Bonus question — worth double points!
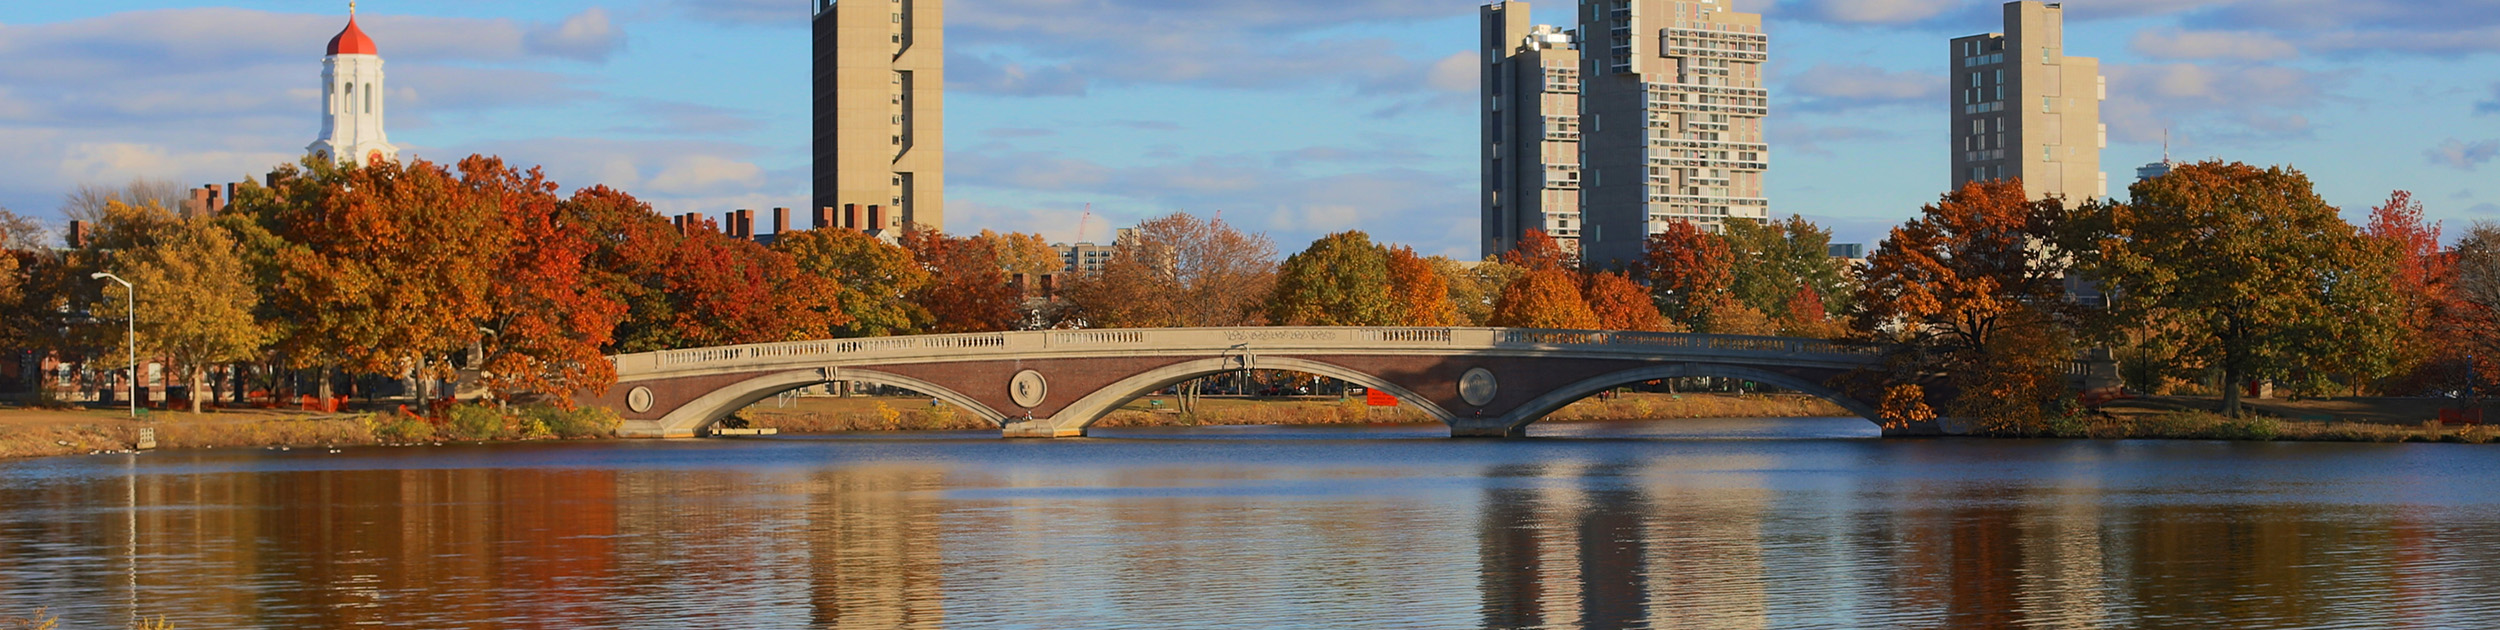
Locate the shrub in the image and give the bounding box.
[370,414,437,444]
[526,405,621,439]
[445,404,507,441]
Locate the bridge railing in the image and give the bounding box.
[623,327,1885,376]
[1494,330,1885,358]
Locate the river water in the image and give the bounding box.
[2,418,2497,629]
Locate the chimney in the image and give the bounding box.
[734,209,757,239]
[813,206,835,230]
[184,187,210,218]
[205,185,225,215]
[773,207,791,235]
[867,205,884,232]
[1040,274,1059,301]
[1010,273,1030,297]
[68,221,89,249]
[844,204,860,231]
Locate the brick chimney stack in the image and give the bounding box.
[772,208,791,235]
[68,221,89,249]
[813,206,835,230]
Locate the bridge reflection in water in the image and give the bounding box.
[6,436,2495,629]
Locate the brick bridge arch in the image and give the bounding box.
[578,328,1950,439]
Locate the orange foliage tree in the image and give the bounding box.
[1490,267,1599,329]
[1504,229,1573,271]
[255,157,505,401]
[1386,246,1459,326]
[1642,220,1734,330]
[1060,212,1278,328]
[559,186,684,354]
[462,157,625,400]
[1776,287,1849,340]
[1583,270,1675,332]
[2364,191,2468,393]
[1856,179,2078,432]
[656,222,850,348]
[903,230,1024,333]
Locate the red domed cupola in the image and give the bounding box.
[327,16,377,56]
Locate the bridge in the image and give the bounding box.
[578,327,1952,439]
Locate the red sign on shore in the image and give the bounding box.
[1365,389,1398,407]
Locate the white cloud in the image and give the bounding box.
[526,8,627,63]
[2131,28,2300,61]
[2427,139,2500,170]
[2101,62,2337,143]
[1788,64,1943,112]
[1424,52,1479,93]
[1809,0,1962,25]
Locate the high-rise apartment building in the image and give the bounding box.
[1481,2,1585,260]
[1950,1,2106,202]
[814,0,945,233]
[1579,0,1769,265]
[1484,1,1769,264]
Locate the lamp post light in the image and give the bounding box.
[91,272,136,419]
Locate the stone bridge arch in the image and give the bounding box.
[651,368,1008,437]
[1465,363,1888,438]
[1004,356,1458,438]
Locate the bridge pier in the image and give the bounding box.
[1002,419,1086,439]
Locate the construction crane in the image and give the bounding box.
[1074,204,1093,244]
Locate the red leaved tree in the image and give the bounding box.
[903,230,1024,333]
[1584,270,1675,332]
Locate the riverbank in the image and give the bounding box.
[2052,396,2500,444]
[740,392,1852,432]
[0,403,620,461]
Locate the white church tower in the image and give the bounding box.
[309,4,398,166]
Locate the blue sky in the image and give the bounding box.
[2,0,2496,256]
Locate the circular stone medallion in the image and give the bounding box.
[626,386,655,413]
[1009,370,1049,409]
[1459,368,1499,407]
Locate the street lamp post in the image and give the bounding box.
[92,272,136,419]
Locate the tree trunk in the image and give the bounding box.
[189,365,207,414]
[2221,365,2246,418]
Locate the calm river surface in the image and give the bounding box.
[3,418,2499,629]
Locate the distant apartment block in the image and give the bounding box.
[1484,1,1772,265]
[1053,229,1136,275]
[814,0,945,233]
[1950,1,2106,202]
[1481,2,1584,260]
[1580,0,1770,265]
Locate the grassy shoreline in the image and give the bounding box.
[6,393,2490,462]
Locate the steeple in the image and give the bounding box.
[309,3,398,166]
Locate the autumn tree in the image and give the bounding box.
[1060,213,1277,328]
[977,230,1062,278]
[904,230,1024,333]
[1266,231,1402,326]
[1489,267,1599,329]
[1725,216,1855,320]
[775,228,932,337]
[1386,246,1459,326]
[2457,223,2500,394]
[1776,287,1849,340]
[1857,179,2078,431]
[1583,270,1675,332]
[1439,256,1519,326]
[1503,229,1573,271]
[559,186,685,354]
[2081,162,2405,416]
[657,223,850,347]
[1642,220,1734,330]
[95,208,269,412]
[244,158,488,400]
[2363,191,2466,393]
[462,157,625,400]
